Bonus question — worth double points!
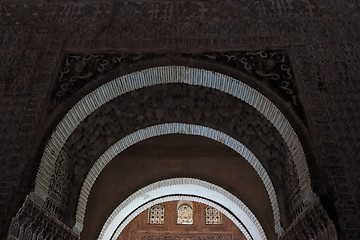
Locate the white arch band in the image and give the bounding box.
[74,123,282,236]
[98,178,267,240]
[34,66,312,225]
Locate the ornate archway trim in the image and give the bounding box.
[108,195,252,240]
[73,123,282,236]
[98,178,267,240]
[35,66,311,210]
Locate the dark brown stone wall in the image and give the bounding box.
[1,1,359,239]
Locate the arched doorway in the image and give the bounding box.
[117,200,247,240]
[74,124,281,238]
[9,66,330,240]
[99,179,266,240]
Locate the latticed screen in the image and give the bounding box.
[205,206,221,224]
[149,204,165,224]
[177,204,193,224]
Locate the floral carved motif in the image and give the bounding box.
[53,51,303,117]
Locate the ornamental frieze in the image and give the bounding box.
[139,232,232,240]
[52,50,303,116]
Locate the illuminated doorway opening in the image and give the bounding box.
[118,201,246,240]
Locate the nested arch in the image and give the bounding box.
[32,65,316,239]
[74,123,282,236]
[99,178,266,240]
[35,66,312,205]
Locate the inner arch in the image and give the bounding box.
[74,123,282,236]
[98,178,267,240]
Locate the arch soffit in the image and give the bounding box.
[98,178,267,240]
[75,123,281,235]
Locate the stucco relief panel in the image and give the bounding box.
[52,51,303,116]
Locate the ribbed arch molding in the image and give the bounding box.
[34,65,312,227]
[73,123,282,236]
[98,178,267,240]
[107,195,251,239]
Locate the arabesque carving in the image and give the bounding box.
[139,233,232,240]
[8,196,78,240]
[53,51,303,115]
[280,199,337,240]
[64,84,294,230]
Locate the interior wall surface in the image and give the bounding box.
[0,1,359,240]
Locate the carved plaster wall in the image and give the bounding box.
[1,1,359,239]
[35,67,307,232]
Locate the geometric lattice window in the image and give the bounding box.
[148,204,165,224]
[205,206,222,224]
[177,203,193,224]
